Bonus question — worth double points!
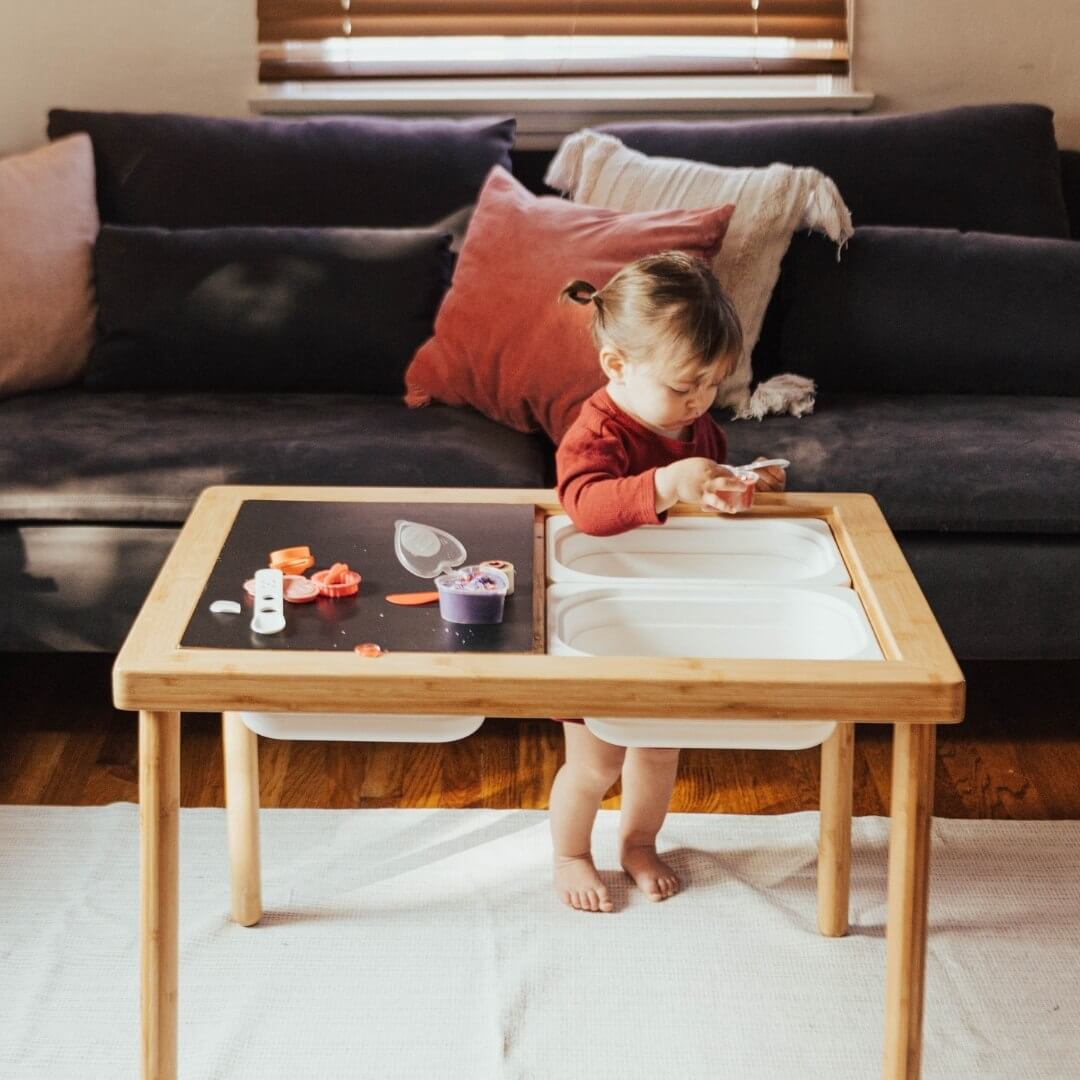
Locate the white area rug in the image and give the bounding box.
[1,806,1078,1079]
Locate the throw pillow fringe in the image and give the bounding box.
[737,373,817,421]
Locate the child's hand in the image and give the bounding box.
[654,457,727,513]
[751,457,787,492]
[702,474,755,515]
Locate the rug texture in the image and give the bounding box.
[1,806,1077,1079]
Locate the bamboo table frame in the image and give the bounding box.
[114,485,964,1080]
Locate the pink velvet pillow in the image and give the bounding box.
[404,166,733,442]
[0,135,99,399]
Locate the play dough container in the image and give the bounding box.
[708,470,757,513]
[435,565,509,624]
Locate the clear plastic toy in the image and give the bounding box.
[394,519,468,578]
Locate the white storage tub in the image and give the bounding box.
[237,712,484,742]
[546,514,851,588]
[547,583,883,749]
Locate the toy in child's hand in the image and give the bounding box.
[708,457,794,503]
[741,457,789,493]
[702,473,757,514]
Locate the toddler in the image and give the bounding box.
[550,251,786,913]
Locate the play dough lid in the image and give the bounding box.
[394,519,468,579]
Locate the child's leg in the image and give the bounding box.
[618,747,682,901]
[549,722,626,912]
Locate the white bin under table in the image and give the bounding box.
[545,515,883,749]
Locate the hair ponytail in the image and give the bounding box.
[559,252,742,374]
[560,279,599,306]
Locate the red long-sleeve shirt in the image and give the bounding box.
[556,388,728,537]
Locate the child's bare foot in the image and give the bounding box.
[554,854,614,912]
[620,844,680,901]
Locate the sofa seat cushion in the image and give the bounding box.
[721,394,1080,534]
[0,390,553,524]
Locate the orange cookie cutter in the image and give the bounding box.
[312,563,361,598]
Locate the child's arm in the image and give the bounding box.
[557,428,663,536]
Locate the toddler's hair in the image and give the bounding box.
[560,251,742,373]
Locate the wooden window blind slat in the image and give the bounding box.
[258,0,850,81]
[258,0,847,19]
[259,16,848,41]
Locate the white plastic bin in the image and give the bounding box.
[546,514,851,588]
[547,583,883,749]
[237,712,484,742]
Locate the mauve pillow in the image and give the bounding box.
[87,225,453,393]
[0,135,99,399]
[48,109,515,229]
[403,166,734,442]
[774,227,1080,396]
[602,104,1071,237]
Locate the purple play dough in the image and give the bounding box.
[436,567,508,624]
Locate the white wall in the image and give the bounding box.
[2,0,1079,157]
[854,0,1080,147]
[0,1,254,155]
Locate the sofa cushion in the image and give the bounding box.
[87,225,453,394]
[720,393,1080,534]
[47,109,515,229]
[771,228,1080,396]
[0,135,99,400]
[0,390,552,524]
[602,104,1071,237]
[543,128,852,418]
[404,166,733,443]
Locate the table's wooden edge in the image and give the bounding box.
[113,651,965,724]
[114,487,964,725]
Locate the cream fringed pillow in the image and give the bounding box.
[0,135,99,399]
[546,130,853,419]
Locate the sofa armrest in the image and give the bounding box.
[1061,149,1080,240]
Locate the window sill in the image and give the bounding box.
[250,76,874,149]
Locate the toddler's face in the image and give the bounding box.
[616,353,729,434]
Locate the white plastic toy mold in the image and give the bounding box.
[249,568,286,635]
[546,514,851,588]
[394,519,467,578]
[236,712,485,743]
[209,599,242,615]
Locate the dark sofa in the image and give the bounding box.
[2,104,1078,659]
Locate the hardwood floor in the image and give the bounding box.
[1,654,1078,817]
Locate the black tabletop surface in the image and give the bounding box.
[181,500,537,654]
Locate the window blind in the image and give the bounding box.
[258,1,850,81]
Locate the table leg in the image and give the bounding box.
[140,710,180,1080]
[817,722,855,937]
[883,722,936,1080]
[223,713,263,926]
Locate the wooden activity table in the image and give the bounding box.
[113,485,965,1080]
